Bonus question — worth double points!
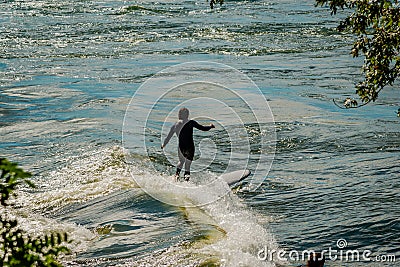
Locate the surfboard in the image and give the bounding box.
[220,169,251,186]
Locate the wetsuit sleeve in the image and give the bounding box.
[192,120,213,131]
[162,124,175,147]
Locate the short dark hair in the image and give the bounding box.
[178,107,189,120]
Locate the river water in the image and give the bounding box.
[1,1,399,266]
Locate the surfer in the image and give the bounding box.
[161,107,215,181]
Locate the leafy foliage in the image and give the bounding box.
[0,158,70,267]
[0,158,34,207]
[316,0,400,104]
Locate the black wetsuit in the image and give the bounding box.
[163,119,213,178]
[164,119,213,161]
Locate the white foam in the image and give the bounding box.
[15,145,280,265]
[126,159,281,266]
[14,146,134,256]
[200,194,280,267]
[20,146,136,212]
[1,207,96,258]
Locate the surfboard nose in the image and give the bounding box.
[220,169,251,186]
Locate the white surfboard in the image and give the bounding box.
[220,169,251,186]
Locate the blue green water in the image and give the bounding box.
[1,1,399,266]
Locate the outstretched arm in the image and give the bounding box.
[193,120,215,131]
[161,125,175,149]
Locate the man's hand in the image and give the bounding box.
[161,144,165,149]
[210,123,215,128]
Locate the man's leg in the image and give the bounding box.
[184,159,192,181]
[183,147,194,181]
[176,150,185,181]
[175,167,182,177]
